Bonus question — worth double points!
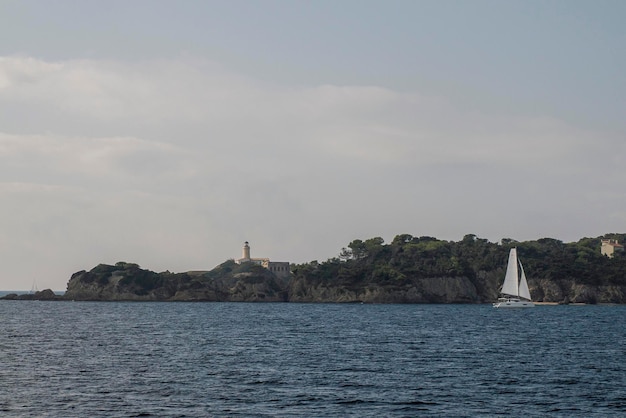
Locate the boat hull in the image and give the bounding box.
[493,298,535,308]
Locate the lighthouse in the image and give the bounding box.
[236,241,256,264]
[242,241,251,261]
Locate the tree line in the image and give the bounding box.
[291,233,626,288]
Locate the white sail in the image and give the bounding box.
[500,248,519,297]
[518,261,531,301]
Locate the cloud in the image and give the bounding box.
[0,132,194,191]
[0,55,623,290]
[0,55,604,170]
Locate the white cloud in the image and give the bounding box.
[0,55,623,290]
[0,132,194,190]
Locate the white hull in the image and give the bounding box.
[493,298,535,308]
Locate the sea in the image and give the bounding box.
[0,301,624,417]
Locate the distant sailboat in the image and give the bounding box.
[493,248,535,308]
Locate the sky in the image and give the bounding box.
[0,0,625,291]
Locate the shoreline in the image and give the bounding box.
[533,301,618,306]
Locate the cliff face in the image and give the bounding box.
[287,276,481,303]
[61,260,626,303]
[530,279,626,304]
[64,270,484,303]
[64,262,482,303]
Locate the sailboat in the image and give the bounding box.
[493,248,535,308]
[29,280,39,295]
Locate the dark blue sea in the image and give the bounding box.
[0,301,624,417]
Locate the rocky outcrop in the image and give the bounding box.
[1,289,61,301]
[529,279,626,304]
[4,257,622,304]
[287,276,481,303]
[58,262,626,304]
[63,261,289,302]
[63,263,487,303]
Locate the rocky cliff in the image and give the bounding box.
[7,233,626,304]
[59,260,626,304]
[1,289,61,301]
[531,279,626,304]
[287,276,481,303]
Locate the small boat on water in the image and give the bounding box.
[493,248,535,308]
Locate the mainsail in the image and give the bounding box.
[500,248,520,297]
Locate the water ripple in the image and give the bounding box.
[0,302,625,416]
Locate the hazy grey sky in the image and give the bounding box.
[1,0,625,290]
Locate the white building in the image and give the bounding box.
[601,239,624,258]
[236,241,290,279]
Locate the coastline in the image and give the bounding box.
[533,301,618,306]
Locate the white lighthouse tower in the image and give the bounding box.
[241,241,251,262]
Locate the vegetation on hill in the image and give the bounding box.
[289,233,626,303]
[293,233,626,286]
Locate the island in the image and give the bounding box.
[4,234,626,304]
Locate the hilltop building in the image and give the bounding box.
[236,241,290,279]
[601,239,624,258]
